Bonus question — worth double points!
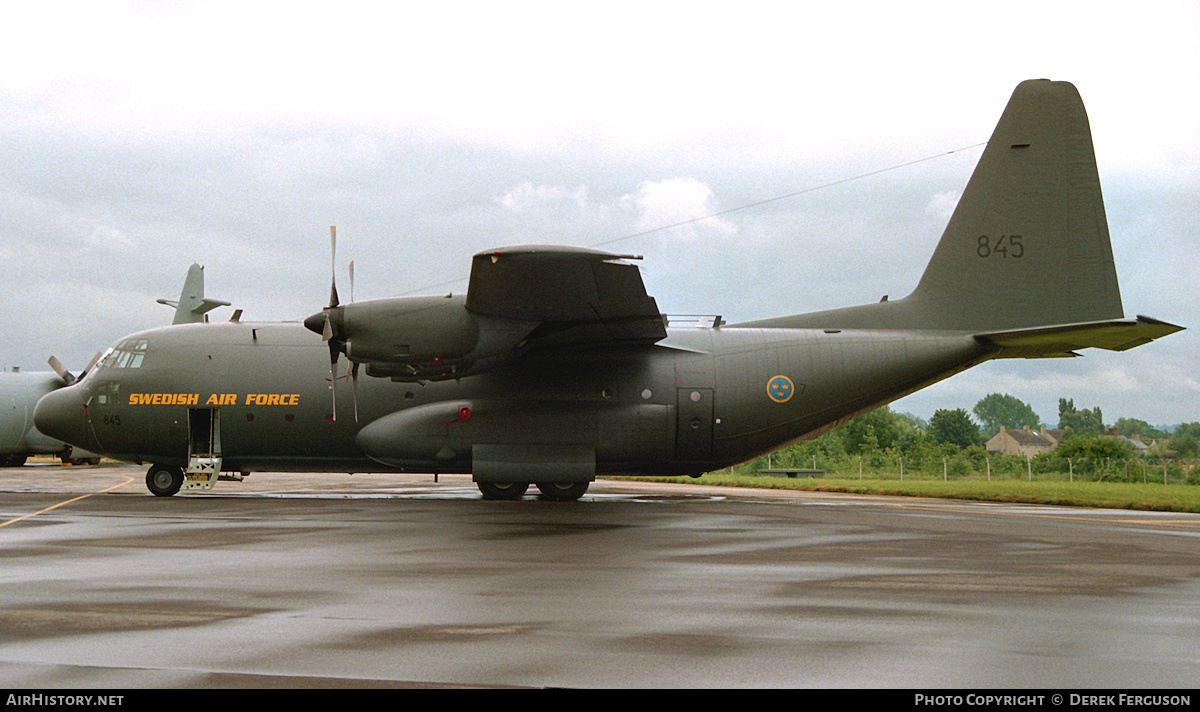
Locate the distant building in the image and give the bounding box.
[1105,428,1151,454]
[986,425,1064,457]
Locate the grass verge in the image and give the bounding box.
[628,474,1200,513]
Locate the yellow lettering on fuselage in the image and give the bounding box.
[129,393,200,405]
[128,393,297,406]
[246,394,301,406]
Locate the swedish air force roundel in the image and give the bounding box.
[767,375,794,403]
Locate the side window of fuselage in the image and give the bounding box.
[95,380,120,405]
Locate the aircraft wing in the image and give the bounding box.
[976,315,1184,359]
[465,246,667,347]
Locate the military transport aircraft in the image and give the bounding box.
[0,370,95,467]
[33,79,1182,500]
[1,264,228,467]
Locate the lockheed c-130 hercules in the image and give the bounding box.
[34,79,1182,501]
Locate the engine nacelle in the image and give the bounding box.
[342,295,478,363]
[308,295,537,382]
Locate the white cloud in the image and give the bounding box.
[925,191,960,221]
[497,183,591,215]
[623,178,738,243]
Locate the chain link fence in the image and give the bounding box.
[749,450,1198,485]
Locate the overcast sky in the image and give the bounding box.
[2,1,1197,428]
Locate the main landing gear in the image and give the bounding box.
[475,480,590,501]
[476,481,529,500]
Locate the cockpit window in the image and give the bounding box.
[95,380,120,404]
[98,339,148,370]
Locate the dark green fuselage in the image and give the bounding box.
[46,320,989,477]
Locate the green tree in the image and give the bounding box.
[1056,436,1133,478]
[1057,436,1133,461]
[839,406,906,454]
[1058,398,1105,437]
[928,408,982,448]
[1167,422,1200,458]
[1112,417,1163,441]
[973,393,1042,438]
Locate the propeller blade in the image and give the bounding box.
[47,355,76,386]
[328,342,338,422]
[329,226,340,308]
[352,361,361,422]
[321,225,348,421]
[80,351,102,379]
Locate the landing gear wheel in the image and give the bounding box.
[146,464,184,497]
[477,481,530,500]
[535,481,590,501]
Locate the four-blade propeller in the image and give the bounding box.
[302,226,359,422]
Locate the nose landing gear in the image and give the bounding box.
[146,464,184,497]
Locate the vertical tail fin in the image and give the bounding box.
[909,79,1123,331]
[736,79,1181,352]
[157,264,232,324]
[740,79,1132,336]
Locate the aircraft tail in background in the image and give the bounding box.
[157,263,231,324]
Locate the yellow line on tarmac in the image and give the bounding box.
[0,476,136,529]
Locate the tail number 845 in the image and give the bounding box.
[977,234,1024,258]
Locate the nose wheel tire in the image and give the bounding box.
[477,481,530,500]
[146,464,184,497]
[535,481,590,501]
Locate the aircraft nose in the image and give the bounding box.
[34,385,89,450]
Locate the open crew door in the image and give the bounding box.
[184,408,222,491]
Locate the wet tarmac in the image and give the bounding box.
[1,462,1198,688]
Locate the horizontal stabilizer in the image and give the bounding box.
[194,297,233,316]
[977,316,1183,359]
